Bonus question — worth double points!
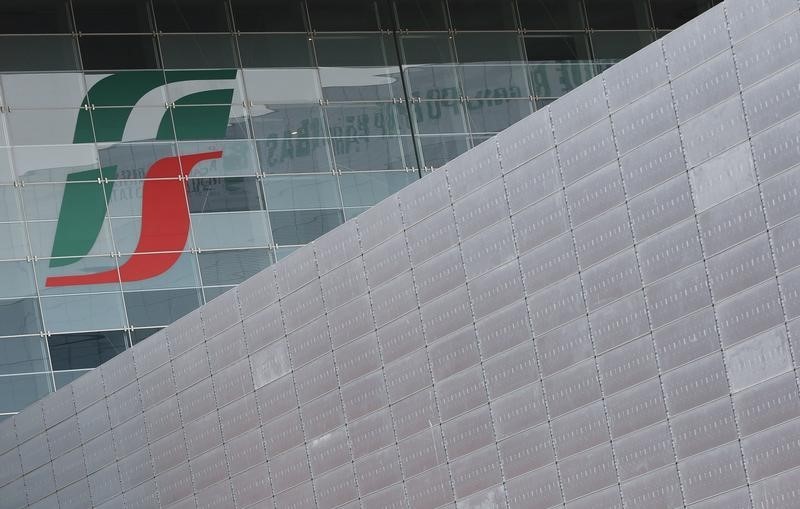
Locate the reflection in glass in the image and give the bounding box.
[307,0,391,31]
[204,286,234,302]
[0,336,48,375]
[242,69,323,105]
[0,185,23,222]
[652,0,715,29]
[160,34,239,69]
[74,0,152,33]
[392,0,448,30]
[326,102,412,137]
[417,135,471,168]
[179,140,260,178]
[187,177,265,213]
[54,370,90,389]
[591,31,654,60]
[0,261,37,299]
[455,32,524,63]
[270,209,344,246]
[124,289,202,328]
[404,65,462,101]
[332,135,417,171]
[264,174,342,210]
[0,0,71,34]
[585,0,652,29]
[1,73,87,109]
[339,171,418,207]
[319,66,404,102]
[6,109,84,146]
[251,104,327,140]
[198,249,272,286]
[0,36,79,71]
[115,251,202,292]
[466,98,534,134]
[99,141,178,180]
[0,298,42,336]
[231,0,307,32]
[48,330,127,370]
[517,0,586,30]
[529,62,599,98]
[256,138,334,174]
[0,373,52,413]
[79,35,160,70]
[41,292,127,333]
[0,223,29,261]
[190,211,272,250]
[154,0,230,32]
[411,101,469,135]
[131,327,161,345]
[448,0,517,30]
[399,33,455,64]
[525,34,591,61]
[459,63,531,100]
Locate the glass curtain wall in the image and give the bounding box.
[0,0,719,416]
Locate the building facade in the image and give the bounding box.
[0,0,720,417]
[3,0,800,507]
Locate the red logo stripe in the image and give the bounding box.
[45,151,222,287]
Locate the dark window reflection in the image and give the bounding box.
[54,370,90,389]
[0,36,79,71]
[79,35,160,70]
[270,209,344,245]
[231,0,307,32]
[153,0,230,32]
[591,31,654,60]
[160,34,238,69]
[307,0,392,31]
[315,34,398,67]
[0,0,71,34]
[585,0,652,30]
[392,0,448,30]
[0,298,42,336]
[447,0,517,30]
[525,33,591,61]
[124,289,202,327]
[652,0,715,29]
[187,177,265,213]
[73,0,152,33]
[455,33,523,63]
[238,34,314,68]
[400,34,455,64]
[131,328,162,345]
[48,330,127,370]
[517,0,585,30]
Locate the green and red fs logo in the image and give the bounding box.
[45,70,237,287]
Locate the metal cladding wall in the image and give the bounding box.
[3,0,800,507]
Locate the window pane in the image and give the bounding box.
[0,224,29,260]
[517,0,585,30]
[315,34,399,67]
[204,286,234,302]
[154,0,230,32]
[231,0,307,32]
[0,336,48,375]
[198,249,271,286]
[0,298,42,337]
[326,103,412,137]
[238,34,315,68]
[585,0,652,29]
[0,261,37,299]
[412,101,469,135]
[124,289,202,328]
[417,135,471,168]
[251,104,327,140]
[466,98,534,134]
[404,64,462,101]
[651,0,715,29]
[191,211,271,250]
[100,142,178,180]
[0,186,22,222]
[0,0,71,34]
[591,31,654,60]
[529,62,598,98]
[54,370,89,389]
[332,135,417,171]
[41,293,127,333]
[187,177,264,213]
[455,32,524,63]
[160,34,238,69]
[0,373,52,413]
[48,330,127,370]
[339,171,418,207]
[270,209,344,245]
[400,33,455,65]
[131,328,162,345]
[392,0,448,30]
[256,138,334,174]
[307,0,392,31]
[74,0,152,33]
[79,35,160,70]
[264,174,342,210]
[179,140,260,178]
[525,33,591,61]
[1,72,87,109]
[447,0,517,30]
[459,63,531,99]
[0,36,79,71]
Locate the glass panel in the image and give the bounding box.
[179,140,260,178]
[0,223,29,260]
[404,65,462,101]
[7,109,83,146]
[171,104,250,141]
[332,135,417,171]
[447,0,517,30]
[326,103,412,137]
[256,138,334,174]
[73,0,152,33]
[264,174,342,210]
[339,171,418,207]
[99,142,178,181]
[517,0,586,30]
[41,292,127,333]
[0,261,36,299]
[48,330,127,370]
[35,255,120,296]
[525,34,592,61]
[0,186,23,222]
[83,70,167,108]
[417,135,471,168]
[114,251,202,291]
[13,145,99,184]
[585,0,652,29]
[399,33,455,64]
[190,211,271,250]
[591,31,655,60]
[1,73,87,110]
[22,181,107,221]
[131,327,162,345]
[160,34,238,69]
[529,62,599,98]
[0,298,43,336]
[393,0,448,30]
[79,35,160,70]
[154,0,230,32]
[0,0,71,34]
[466,98,535,134]
[124,288,202,328]
[307,0,392,31]
[187,177,264,213]
[198,249,271,286]
[251,104,327,140]
[344,207,368,220]
[0,373,52,413]
[459,63,531,99]
[0,336,48,375]
[454,32,524,63]
[242,69,323,105]
[0,36,79,71]
[231,0,307,32]
[270,209,344,245]
[238,34,315,68]
[412,101,469,135]
[316,33,399,67]
[204,286,234,302]
[652,0,715,29]
[54,370,90,389]
[319,66,404,102]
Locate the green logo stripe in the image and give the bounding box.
[158,89,236,141]
[49,166,117,267]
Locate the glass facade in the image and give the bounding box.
[0,0,720,417]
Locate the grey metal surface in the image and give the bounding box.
[3,0,800,507]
